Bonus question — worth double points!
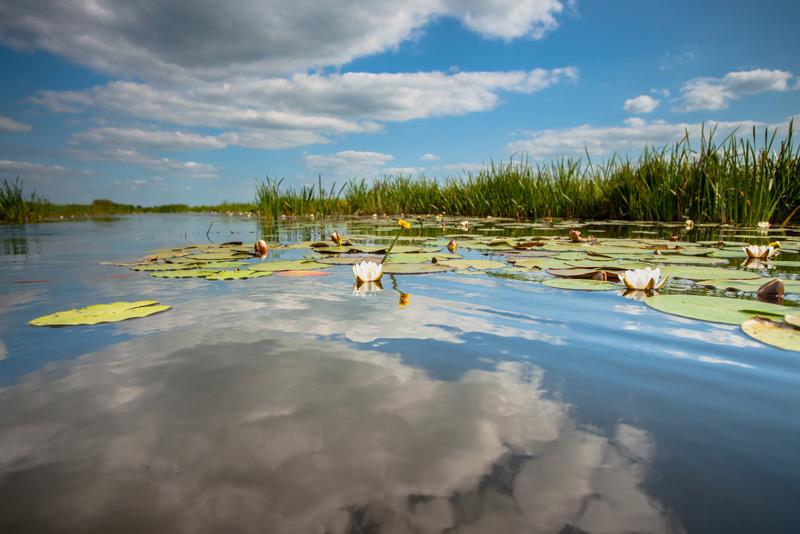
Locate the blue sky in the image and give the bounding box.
[0,0,798,205]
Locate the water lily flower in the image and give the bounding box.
[330,231,343,245]
[685,219,694,229]
[372,213,378,219]
[757,221,770,230]
[447,239,458,253]
[353,280,383,296]
[459,220,469,229]
[769,241,781,249]
[398,219,411,229]
[353,261,383,282]
[435,213,443,222]
[743,245,778,259]
[254,239,269,259]
[621,267,668,291]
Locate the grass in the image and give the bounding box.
[4,123,799,225]
[255,122,800,226]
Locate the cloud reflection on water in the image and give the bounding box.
[0,324,680,533]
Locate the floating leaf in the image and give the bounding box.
[696,278,800,293]
[645,294,792,325]
[381,263,456,274]
[149,269,220,278]
[249,260,331,272]
[647,255,728,265]
[513,258,571,270]
[437,259,506,270]
[766,260,800,268]
[316,255,383,265]
[205,270,274,280]
[192,261,249,269]
[277,270,332,277]
[186,252,252,260]
[388,252,462,264]
[741,317,800,352]
[30,301,170,326]
[132,263,200,271]
[786,315,800,328]
[541,279,618,291]
[546,267,602,278]
[658,265,763,281]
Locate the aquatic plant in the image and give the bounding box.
[255,123,800,225]
[0,178,46,223]
[621,267,669,291]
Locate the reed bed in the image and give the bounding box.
[256,123,800,225]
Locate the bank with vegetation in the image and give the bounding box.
[3,124,799,226]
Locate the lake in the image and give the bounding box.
[1,214,798,534]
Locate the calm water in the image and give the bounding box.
[0,215,798,534]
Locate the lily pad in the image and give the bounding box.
[513,258,571,270]
[381,263,456,275]
[437,259,507,270]
[741,317,800,352]
[316,255,383,265]
[149,269,221,278]
[186,252,253,260]
[659,265,764,281]
[647,255,728,265]
[388,252,462,264]
[132,263,200,271]
[541,278,618,291]
[696,278,800,293]
[249,260,331,272]
[786,315,800,327]
[645,294,792,325]
[205,270,274,280]
[30,301,170,326]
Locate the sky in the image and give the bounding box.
[0,0,798,205]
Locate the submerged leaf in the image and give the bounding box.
[30,301,170,326]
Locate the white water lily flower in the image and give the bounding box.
[743,245,777,259]
[353,261,383,282]
[621,267,668,291]
[757,221,770,230]
[685,219,694,229]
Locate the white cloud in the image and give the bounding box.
[35,68,575,153]
[0,159,65,176]
[302,150,394,177]
[0,115,32,132]
[677,68,795,112]
[507,115,796,159]
[0,1,568,81]
[659,47,697,72]
[421,153,440,161]
[623,95,659,114]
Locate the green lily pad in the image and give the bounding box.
[645,294,792,325]
[659,265,764,281]
[205,270,274,280]
[30,301,170,326]
[437,259,507,270]
[316,255,383,265]
[388,252,462,264]
[696,278,800,293]
[149,269,221,278]
[186,252,253,260]
[513,258,571,270]
[647,255,728,265]
[741,317,800,352]
[708,249,747,258]
[786,315,800,327]
[454,269,487,275]
[678,247,716,256]
[381,263,456,274]
[132,263,200,271]
[766,260,800,267]
[194,261,250,269]
[541,278,619,291]
[249,260,331,272]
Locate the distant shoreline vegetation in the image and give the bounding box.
[3,124,799,226]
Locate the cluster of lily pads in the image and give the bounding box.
[30,218,800,351]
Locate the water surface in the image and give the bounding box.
[1,215,798,533]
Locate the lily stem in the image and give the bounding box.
[380,231,403,264]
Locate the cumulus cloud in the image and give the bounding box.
[624,94,660,113]
[0,1,568,81]
[421,153,440,161]
[0,115,31,132]
[677,69,795,112]
[0,159,66,176]
[302,150,395,177]
[507,115,797,159]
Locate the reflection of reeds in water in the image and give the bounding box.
[256,123,800,225]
